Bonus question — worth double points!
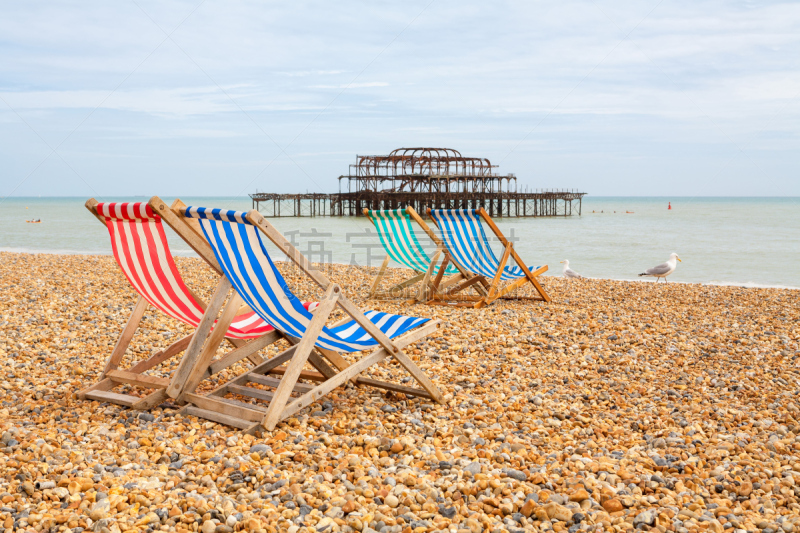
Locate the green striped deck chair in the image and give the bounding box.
[364,207,484,302]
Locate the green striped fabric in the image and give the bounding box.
[367,209,459,275]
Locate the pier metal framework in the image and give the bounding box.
[250,147,586,217]
[248,193,331,217]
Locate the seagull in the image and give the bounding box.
[639,253,681,283]
[560,260,584,279]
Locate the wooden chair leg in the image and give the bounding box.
[492,276,528,301]
[307,350,338,380]
[509,247,551,302]
[482,243,512,306]
[176,292,243,402]
[430,252,449,294]
[78,296,148,399]
[127,333,194,374]
[389,348,444,403]
[167,277,232,399]
[314,346,361,385]
[261,285,340,430]
[316,347,350,373]
[368,256,390,298]
[77,378,114,399]
[131,389,169,410]
[417,250,440,302]
[336,295,445,404]
[102,296,148,377]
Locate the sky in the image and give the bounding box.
[1,0,799,198]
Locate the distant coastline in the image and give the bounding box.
[1,250,798,290]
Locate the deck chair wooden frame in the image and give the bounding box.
[364,206,487,303]
[77,198,314,410]
[427,207,551,308]
[176,206,445,432]
[150,197,352,399]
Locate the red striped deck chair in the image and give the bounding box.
[78,198,317,410]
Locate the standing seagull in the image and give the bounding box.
[560,260,584,279]
[639,253,681,283]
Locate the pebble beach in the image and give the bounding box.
[1,251,800,533]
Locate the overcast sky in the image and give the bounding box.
[1,0,799,198]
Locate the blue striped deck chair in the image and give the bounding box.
[175,206,444,432]
[428,207,550,308]
[364,206,476,302]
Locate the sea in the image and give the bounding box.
[2,196,798,289]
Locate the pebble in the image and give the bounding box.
[464,461,481,476]
[0,252,799,533]
[385,494,399,508]
[544,502,573,522]
[502,467,527,481]
[634,509,657,527]
[249,443,269,456]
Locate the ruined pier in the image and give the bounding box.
[250,147,585,217]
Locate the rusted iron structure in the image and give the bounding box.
[250,147,586,217]
[249,193,331,217]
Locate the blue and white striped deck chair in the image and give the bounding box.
[178,206,444,431]
[428,207,550,308]
[364,206,467,301]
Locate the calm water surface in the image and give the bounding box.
[2,197,798,288]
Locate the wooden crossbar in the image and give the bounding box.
[185,393,266,423]
[106,370,169,389]
[227,384,275,402]
[246,374,315,393]
[268,367,327,382]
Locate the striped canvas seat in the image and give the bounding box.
[366,209,458,275]
[185,207,430,353]
[97,202,279,340]
[429,209,540,281]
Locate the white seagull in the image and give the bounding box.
[639,253,681,283]
[560,260,584,279]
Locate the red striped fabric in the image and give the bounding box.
[97,202,158,221]
[97,202,275,339]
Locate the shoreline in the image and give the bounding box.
[2,249,798,291]
[1,252,799,533]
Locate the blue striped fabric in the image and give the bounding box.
[429,209,539,281]
[185,206,430,353]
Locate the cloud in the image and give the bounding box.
[0,0,798,196]
[277,70,347,77]
[0,86,326,116]
[309,82,390,89]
